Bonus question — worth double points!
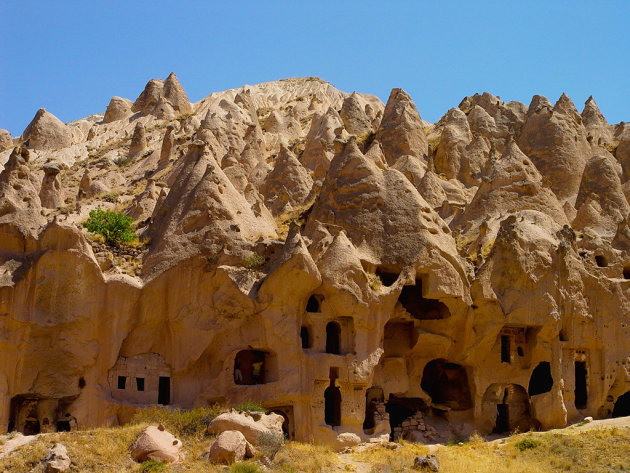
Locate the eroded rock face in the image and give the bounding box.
[130,425,182,463]
[21,108,73,150]
[1,76,630,449]
[103,96,133,123]
[132,72,192,119]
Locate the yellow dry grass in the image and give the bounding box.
[352,427,630,473]
[1,422,628,472]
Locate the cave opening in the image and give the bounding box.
[612,391,630,418]
[528,362,553,396]
[420,359,472,410]
[575,361,588,409]
[398,278,450,320]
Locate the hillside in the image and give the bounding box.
[0,74,629,449]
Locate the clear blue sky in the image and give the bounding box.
[1,1,629,136]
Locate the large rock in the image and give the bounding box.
[21,108,73,150]
[207,411,284,446]
[376,88,428,164]
[0,129,12,150]
[43,443,71,473]
[103,96,133,123]
[39,163,64,209]
[207,430,256,465]
[130,425,182,463]
[132,72,192,119]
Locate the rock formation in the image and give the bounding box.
[0,75,629,450]
[21,108,73,150]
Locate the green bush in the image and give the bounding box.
[243,253,265,269]
[140,460,165,473]
[515,437,541,452]
[234,400,267,413]
[82,207,135,246]
[131,405,224,439]
[229,461,261,473]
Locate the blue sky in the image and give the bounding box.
[1,1,629,136]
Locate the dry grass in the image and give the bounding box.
[352,428,630,473]
[273,442,339,473]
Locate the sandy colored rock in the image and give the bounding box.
[207,411,284,446]
[1,76,630,452]
[39,163,63,209]
[21,108,73,150]
[103,96,133,123]
[129,122,147,157]
[43,443,71,473]
[376,88,428,164]
[130,425,182,463]
[132,72,192,120]
[207,430,256,464]
[0,129,12,151]
[518,93,591,204]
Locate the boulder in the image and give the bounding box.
[207,430,256,465]
[414,454,440,471]
[130,425,182,463]
[43,443,71,473]
[335,432,361,451]
[207,410,284,446]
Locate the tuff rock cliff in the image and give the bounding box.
[1,76,629,444]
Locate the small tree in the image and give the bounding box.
[82,207,135,246]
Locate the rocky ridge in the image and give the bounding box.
[0,75,629,446]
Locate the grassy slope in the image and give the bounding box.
[0,415,628,472]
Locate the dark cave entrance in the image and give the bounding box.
[398,279,450,320]
[528,362,553,396]
[575,361,588,409]
[420,359,472,410]
[158,376,171,405]
[363,387,384,433]
[324,385,341,427]
[385,395,427,433]
[612,391,630,418]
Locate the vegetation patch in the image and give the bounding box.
[83,207,136,246]
[130,405,223,439]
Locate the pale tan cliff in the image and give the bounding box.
[0,75,629,445]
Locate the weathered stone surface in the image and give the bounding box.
[207,411,284,446]
[414,454,440,471]
[207,430,256,464]
[103,96,133,123]
[21,108,73,150]
[1,76,630,452]
[130,425,182,463]
[43,443,71,473]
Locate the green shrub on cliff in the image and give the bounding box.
[82,207,135,246]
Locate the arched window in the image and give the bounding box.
[306,295,322,313]
[326,322,341,354]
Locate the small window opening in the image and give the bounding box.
[136,377,145,392]
[501,335,511,363]
[375,267,399,287]
[326,321,341,354]
[559,329,568,342]
[234,349,270,385]
[117,376,126,390]
[595,255,608,267]
[78,377,86,389]
[300,326,312,349]
[306,295,322,313]
[517,346,524,357]
[623,266,630,280]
